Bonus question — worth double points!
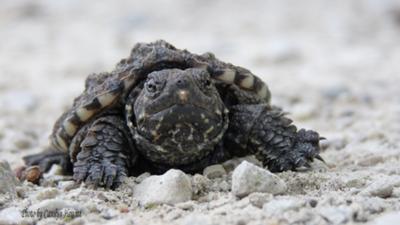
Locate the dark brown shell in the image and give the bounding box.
[51,40,271,153]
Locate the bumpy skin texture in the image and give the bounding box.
[23,40,323,189]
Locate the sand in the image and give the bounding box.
[0,0,400,224]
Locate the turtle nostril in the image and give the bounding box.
[176,78,188,88]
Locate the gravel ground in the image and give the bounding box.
[1,0,400,224]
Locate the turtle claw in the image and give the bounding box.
[73,159,127,189]
[315,154,326,163]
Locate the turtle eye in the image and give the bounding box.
[204,78,212,87]
[200,77,212,89]
[145,80,158,93]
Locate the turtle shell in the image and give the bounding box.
[51,40,271,154]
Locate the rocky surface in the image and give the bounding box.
[1,0,400,224]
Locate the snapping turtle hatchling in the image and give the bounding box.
[23,40,324,189]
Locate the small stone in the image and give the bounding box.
[360,179,393,198]
[248,193,272,208]
[0,160,20,198]
[24,165,42,184]
[308,199,318,208]
[203,164,226,179]
[35,187,59,200]
[133,169,192,206]
[231,161,287,198]
[263,198,305,215]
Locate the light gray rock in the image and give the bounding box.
[231,161,287,197]
[133,169,192,206]
[0,160,20,198]
[203,164,226,179]
[360,179,393,198]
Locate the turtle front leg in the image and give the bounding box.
[224,104,323,172]
[73,116,137,189]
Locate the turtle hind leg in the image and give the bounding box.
[23,148,73,174]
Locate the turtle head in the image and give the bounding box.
[129,68,229,165]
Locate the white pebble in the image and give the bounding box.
[232,161,287,197]
[133,169,192,207]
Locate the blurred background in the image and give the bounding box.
[0,0,400,166]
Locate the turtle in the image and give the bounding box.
[23,40,324,189]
